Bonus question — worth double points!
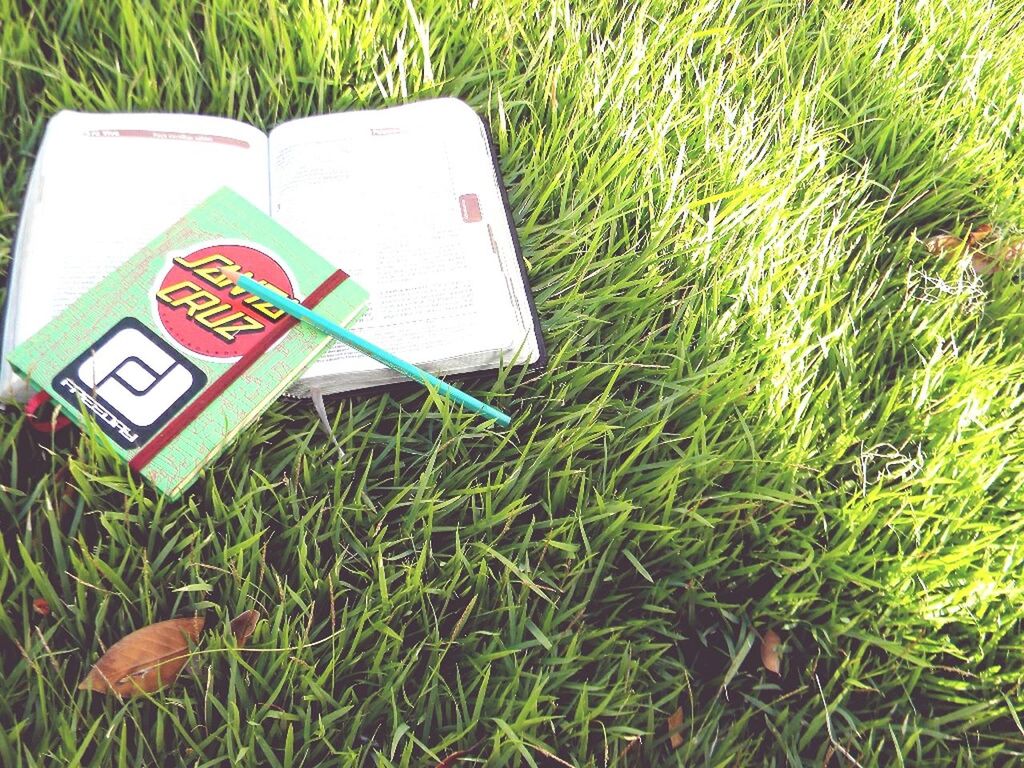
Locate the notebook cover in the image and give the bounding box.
[6,187,368,499]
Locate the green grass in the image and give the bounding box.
[3,0,1024,765]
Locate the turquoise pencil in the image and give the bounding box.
[224,271,512,428]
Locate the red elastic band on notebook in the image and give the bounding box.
[25,390,72,433]
[129,269,348,473]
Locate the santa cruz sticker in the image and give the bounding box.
[53,318,207,449]
[154,243,297,359]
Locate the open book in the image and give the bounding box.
[0,98,544,403]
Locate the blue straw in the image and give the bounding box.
[233,273,512,428]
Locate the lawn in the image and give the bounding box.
[3,0,1024,765]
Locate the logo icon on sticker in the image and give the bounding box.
[53,318,207,449]
[154,243,296,359]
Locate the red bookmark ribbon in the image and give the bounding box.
[25,390,72,433]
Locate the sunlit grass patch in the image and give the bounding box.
[3,0,1024,765]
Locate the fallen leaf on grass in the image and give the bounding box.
[433,738,485,768]
[924,225,1023,275]
[434,749,473,768]
[527,744,575,767]
[32,598,50,616]
[924,234,964,255]
[78,616,204,697]
[986,238,1024,275]
[999,239,1024,260]
[761,629,782,675]
[666,707,684,750]
[972,250,1000,276]
[925,232,993,274]
[619,735,643,766]
[229,610,260,647]
[966,224,994,246]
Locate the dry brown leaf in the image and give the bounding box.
[969,225,998,273]
[999,239,1024,262]
[32,598,51,616]
[966,224,994,246]
[433,738,485,768]
[979,238,1024,275]
[78,616,204,697]
[434,749,473,768]
[924,226,1017,275]
[618,735,643,766]
[925,232,991,272]
[972,251,998,275]
[666,707,684,750]
[761,629,782,675]
[527,744,575,767]
[924,234,963,255]
[229,610,260,647]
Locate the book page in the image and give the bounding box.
[7,112,269,377]
[268,99,526,391]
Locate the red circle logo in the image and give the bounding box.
[155,243,295,359]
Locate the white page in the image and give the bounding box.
[1,111,269,401]
[0,136,49,403]
[268,99,526,394]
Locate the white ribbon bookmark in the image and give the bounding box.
[310,387,345,461]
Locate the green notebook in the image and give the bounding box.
[7,187,368,499]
